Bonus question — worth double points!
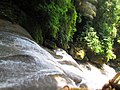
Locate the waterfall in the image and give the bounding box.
[0,31,77,90]
[0,31,116,90]
[0,19,116,90]
[53,48,116,90]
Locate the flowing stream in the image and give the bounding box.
[0,31,77,90]
[54,49,116,89]
[0,31,116,90]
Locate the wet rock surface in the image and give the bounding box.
[0,31,78,90]
[0,19,78,90]
[0,19,117,90]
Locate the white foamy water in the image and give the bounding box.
[0,31,116,90]
[54,48,116,90]
[0,32,75,90]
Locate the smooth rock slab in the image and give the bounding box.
[0,19,77,90]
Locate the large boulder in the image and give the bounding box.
[75,0,97,19]
[0,19,32,39]
[0,19,79,90]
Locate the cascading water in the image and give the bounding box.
[54,49,116,90]
[0,31,117,90]
[0,31,78,90]
[0,19,117,90]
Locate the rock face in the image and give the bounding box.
[0,19,32,39]
[0,19,116,90]
[0,19,78,90]
[75,0,97,19]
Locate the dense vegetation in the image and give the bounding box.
[77,0,120,62]
[0,0,120,63]
[35,0,77,49]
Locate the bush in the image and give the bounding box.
[78,0,120,62]
[36,0,77,49]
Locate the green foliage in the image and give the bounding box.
[94,0,119,61]
[37,0,77,49]
[115,1,120,44]
[2,0,120,62]
[117,21,120,43]
[78,0,120,62]
[80,25,103,54]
